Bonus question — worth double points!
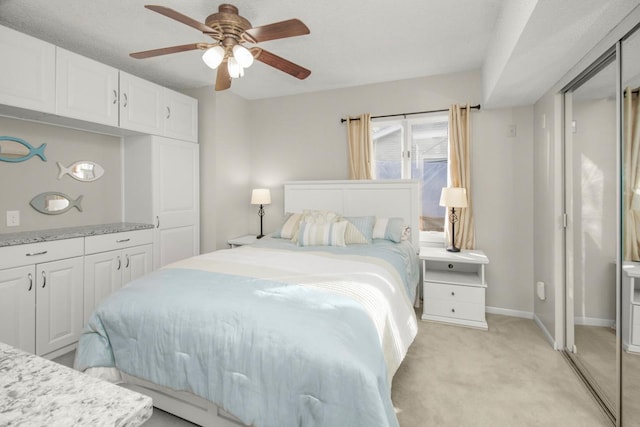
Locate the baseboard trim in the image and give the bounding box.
[485,306,533,319]
[574,316,615,328]
[533,313,559,350]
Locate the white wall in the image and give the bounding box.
[190,70,534,314]
[0,116,122,234]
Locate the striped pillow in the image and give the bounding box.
[298,220,348,247]
[372,217,405,243]
[344,216,375,244]
[272,212,302,239]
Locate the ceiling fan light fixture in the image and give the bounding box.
[228,56,243,78]
[202,45,225,69]
[232,44,254,68]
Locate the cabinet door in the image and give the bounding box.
[0,266,36,353]
[154,138,200,269]
[55,48,119,126]
[119,72,163,135]
[35,257,83,356]
[163,89,198,142]
[0,25,55,113]
[122,244,153,285]
[83,250,122,324]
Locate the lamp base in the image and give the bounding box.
[257,234,264,239]
[446,245,460,253]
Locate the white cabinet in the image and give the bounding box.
[84,229,153,323]
[0,25,55,113]
[0,266,36,353]
[0,238,84,357]
[124,136,200,269]
[623,263,640,353]
[120,72,198,142]
[56,48,119,126]
[420,247,489,330]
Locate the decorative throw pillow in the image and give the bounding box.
[272,212,302,239]
[372,217,405,243]
[344,216,375,244]
[298,220,348,247]
[300,209,341,224]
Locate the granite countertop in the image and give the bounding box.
[0,341,152,426]
[0,222,154,248]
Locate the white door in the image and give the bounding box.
[83,250,122,324]
[119,72,164,135]
[55,48,119,126]
[35,257,83,356]
[154,137,200,268]
[122,244,153,285]
[0,266,36,353]
[163,89,198,142]
[0,25,55,113]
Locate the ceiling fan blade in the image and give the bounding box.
[244,19,310,43]
[130,43,202,59]
[250,48,311,80]
[215,64,232,91]
[145,5,220,35]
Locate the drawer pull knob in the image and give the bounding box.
[451,308,455,313]
[451,291,455,296]
[116,238,131,243]
[26,250,48,257]
[448,264,454,269]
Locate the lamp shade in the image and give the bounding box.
[439,187,468,208]
[251,188,271,205]
[202,45,225,69]
[232,44,254,68]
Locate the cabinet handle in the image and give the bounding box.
[117,256,121,271]
[28,273,33,291]
[123,93,128,107]
[112,90,118,105]
[125,254,130,268]
[26,250,48,257]
[448,264,454,269]
[451,308,455,313]
[451,291,455,296]
[116,238,131,243]
[41,271,46,288]
[166,106,171,119]
[156,216,160,228]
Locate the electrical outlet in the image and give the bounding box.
[6,210,20,227]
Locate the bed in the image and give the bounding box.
[74,180,420,427]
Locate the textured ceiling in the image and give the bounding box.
[0,0,638,106]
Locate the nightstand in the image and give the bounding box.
[227,235,258,248]
[419,247,489,330]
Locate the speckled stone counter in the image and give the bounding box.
[0,222,154,248]
[0,341,153,426]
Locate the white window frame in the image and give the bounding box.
[372,114,449,247]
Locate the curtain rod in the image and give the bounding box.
[340,104,481,123]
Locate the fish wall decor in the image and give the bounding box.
[30,192,83,215]
[57,161,105,182]
[0,136,46,162]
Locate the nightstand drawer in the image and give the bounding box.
[633,305,640,345]
[423,297,485,322]
[424,282,484,304]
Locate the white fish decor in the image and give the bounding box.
[57,161,105,182]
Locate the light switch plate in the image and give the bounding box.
[6,210,20,227]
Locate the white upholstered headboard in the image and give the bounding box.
[283,180,420,249]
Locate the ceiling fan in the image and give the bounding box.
[130,3,311,91]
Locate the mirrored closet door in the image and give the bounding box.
[564,49,619,422]
[621,25,640,427]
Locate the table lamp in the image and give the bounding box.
[439,187,468,252]
[251,188,271,239]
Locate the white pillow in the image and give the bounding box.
[301,209,341,224]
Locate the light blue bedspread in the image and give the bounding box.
[75,242,418,427]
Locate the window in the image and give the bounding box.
[372,114,449,239]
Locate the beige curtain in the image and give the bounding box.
[624,87,640,261]
[448,104,475,250]
[346,113,373,179]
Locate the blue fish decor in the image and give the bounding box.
[30,192,83,215]
[0,136,47,162]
